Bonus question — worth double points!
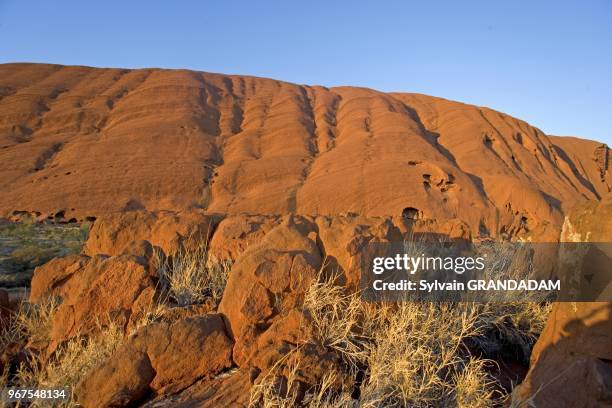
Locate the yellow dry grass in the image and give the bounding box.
[250,267,551,408]
[153,240,231,306]
[1,241,232,407]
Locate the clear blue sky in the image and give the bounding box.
[1,1,610,145]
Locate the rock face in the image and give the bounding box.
[208,215,281,260]
[29,254,90,303]
[515,193,612,407]
[141,369,252,408]
[515,302,612,407]
[314,215,403,287]
[83,210,218,256]
[81,209,468,284]
[218,216,321,369]
[30,251,157,345]
[560,193,612,243]
[0,63,609,239]
[75,314,233,408]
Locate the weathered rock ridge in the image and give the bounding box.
[1,63,609,240]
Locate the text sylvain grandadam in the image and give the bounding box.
[370,254,560,292]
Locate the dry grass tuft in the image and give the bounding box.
[0,298,124,407]
[250,356,355,408]
[0,290,174,407]
[303,274,364,369]
[358,302,482,406]
[15,323,123,407]
[154,240,231,306]
[0,296,59,351]
[251,268,551,408]
[453,358,495,408]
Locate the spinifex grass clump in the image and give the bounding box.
[154,239,232,307]
[250,269,551,408]
[0,296,60,352]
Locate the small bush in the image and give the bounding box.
[9,246,58,270]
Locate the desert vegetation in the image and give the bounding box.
[249,268,551,407]
[0,219,89,289]
[0,219,564,408]
[0,234,553,407]
[0,296,124,407]
[0,59,607,407]
[0,239,230,407]
[154,240,231,307]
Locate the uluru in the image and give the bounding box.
[0,63,609,242]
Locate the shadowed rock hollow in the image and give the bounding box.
[0,63,609,240]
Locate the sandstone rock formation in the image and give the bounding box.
[15,202,612,406]
[515,193,612,407]
[141,369,252,408]
[75,314,233,407]
[83,210,218,257]
[30,251,157,346]
[29,255,90,302]
[515,302,612,407]
[560,192,612,243]
[218,216,321,369]
[208,215,281,260]
[1,63,609,240]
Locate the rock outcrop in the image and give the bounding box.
[83,210,218,257]
[30,251,158,346]
[515,193,612,407]
[3,63,612,406]
[1,63,609,240]
[141,369,252,408]
[15,198,612,406]
[208,215,281,260]
[218,216,321,369]
[75,314,233,407]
